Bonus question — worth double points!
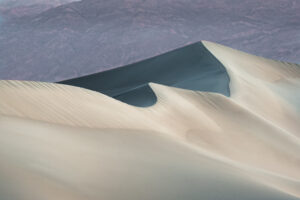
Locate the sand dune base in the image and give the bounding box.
[0,41,299,199]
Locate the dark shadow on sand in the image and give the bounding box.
[60,42,230,107]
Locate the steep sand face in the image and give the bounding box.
[0,41,300,199]
[203,41,300,138]
[59,42,230,107]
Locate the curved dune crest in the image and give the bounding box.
[203,41,300,138]
[0,41,300,199]
[60,42,230,107]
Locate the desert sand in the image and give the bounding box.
[0,41,299,199]
[60,42,230,107]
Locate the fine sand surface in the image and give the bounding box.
[0,41,300,199]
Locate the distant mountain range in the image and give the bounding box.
[0,0,78,18]
[0,0,299,81]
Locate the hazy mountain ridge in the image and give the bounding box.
[0,0,299,81]
[0,0,79,18]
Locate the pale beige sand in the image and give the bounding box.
[0,41,300,199]
[203,41,300,138]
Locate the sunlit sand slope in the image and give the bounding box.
[0,116,299,200]
[0,41,299,199]
[203,41,300,138]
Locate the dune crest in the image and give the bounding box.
[203,41,300,138]
[0,41,300,199]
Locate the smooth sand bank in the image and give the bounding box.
[0,41,299,199]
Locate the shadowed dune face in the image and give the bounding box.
[0,41,300,199]
[60,42,230,107]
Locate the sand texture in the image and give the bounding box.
[0,41,299,199]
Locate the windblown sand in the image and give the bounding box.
[0,41,299,200]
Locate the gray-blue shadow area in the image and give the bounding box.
[60,42,230,107]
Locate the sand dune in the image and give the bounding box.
[60,42,230,107]
[203,41,300,138]
[0,41,299,199]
